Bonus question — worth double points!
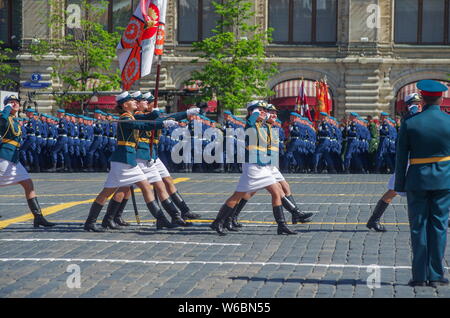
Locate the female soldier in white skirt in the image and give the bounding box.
[210,100,296,236]
[0,95,55,227]
[83,91,185,232]
[100,91,200,229]
[223,104,313,232]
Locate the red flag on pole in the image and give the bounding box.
[116,0,167,90]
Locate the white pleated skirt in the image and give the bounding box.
[137,159,162,184]
[0,159,30,187]
[387,173,406,197]
[154,158,171,178]
[235,163,277,192]
[104,161,148,188]
[270,165,285,182]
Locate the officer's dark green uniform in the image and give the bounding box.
[394,80,450,287]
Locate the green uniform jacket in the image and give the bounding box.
[0,106,22,163]
[368,122,379,153]
[110,112,166,167]
[394,105,450,192]
[136,111,188,161]
[245,112,275,166]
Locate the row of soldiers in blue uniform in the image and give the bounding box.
[143,106,401,174]
[17,108,120,172]
[14,103,400,174]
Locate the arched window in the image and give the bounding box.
[396,80,450,114]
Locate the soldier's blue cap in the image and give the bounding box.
[181,119,188,123]
[224,111,232,115]
[276,119,281,123]
[25,108,35,113]
[57,109,65,113]
[417,80,448,96]
[350,112,359,117]
[94,110,103,114]
[319,112,328,116]
[380,112,389,116]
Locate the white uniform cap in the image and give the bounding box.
[404,93,421,104]
[142,92,154,101]
[116,91,131,103]
[130,91,142,99]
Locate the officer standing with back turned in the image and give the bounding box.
[394,80,450,287]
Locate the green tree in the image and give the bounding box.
[0,42,19,91]
[30,0,121,112]
[189,0,277,115]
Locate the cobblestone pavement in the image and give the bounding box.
[0,173,449,298]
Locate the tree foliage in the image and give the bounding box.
[30,0,121,109]
[0,42,19,91]
[189,0,277,114]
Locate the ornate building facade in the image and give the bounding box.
[7,0,450,117]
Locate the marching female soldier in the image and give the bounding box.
[0,95,55,227]
[83,91,184,232]
[100,92,201,230]
[210,100,296,236]
[223,104,313,232]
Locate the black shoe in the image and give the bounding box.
[282,196,313,224]
[113,199,130,226]
[224,217,239,232]
[28,198,56,228]
[408,280,427,287]
[231,199,247,228]
[101,199,121,230]
[273,206,297,235]
[84,202,105,232]
[428,278,449,287]
[147,200,177,230]
[161,199,191,227]
[366,200,389,232]
[84,223,106,232]
[210,204,235,236]
[170,191,201,219]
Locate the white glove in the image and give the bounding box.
[187,107,200,116]
[265,113,271,120]
[163,119,178,128]
[152,107,160,112]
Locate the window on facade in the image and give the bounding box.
[66,0,138,33]
[177,0,221,43]
[269,0,337,44]
[395,0,450,44]
[0,0,22,48]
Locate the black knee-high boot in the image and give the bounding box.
[210,204,235,236]
[28,197,56,228]
[101,200,121,230]
[224,199,247,231]
[282,195,313,224]
[160,198,190,226]
[146,200,177,230]
[366,200,388,232]
[170,191,201,219]
[113,199,130,226]
[84,202,106,232]
[273,206,297,235]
